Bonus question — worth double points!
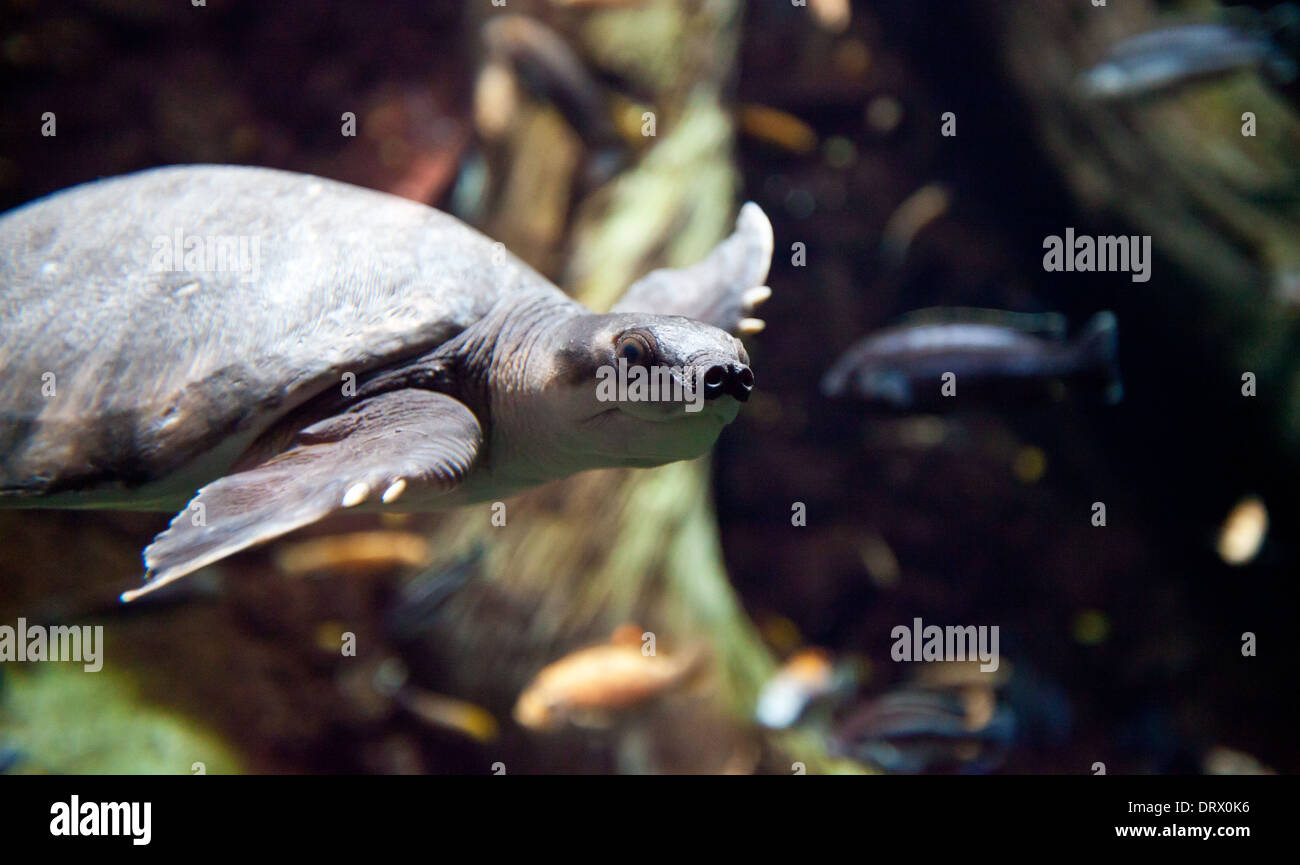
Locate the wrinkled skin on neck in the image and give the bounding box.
[452,305,750,500]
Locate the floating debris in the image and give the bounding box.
[808,0,852,34]
[1072,609,1110,646]
[783,185,817,219]
[1013,446,1048,484]
[1203,744,1276,775]
[865,94,903,134]
[882,415,948,449]
[313,620,351,653]
[857,531,901,588]
[832,38,871,79]
[1217,495,1268,566]
[879,183,950,268]
[823,135,857,170]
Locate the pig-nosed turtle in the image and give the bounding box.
[0,165,773,601]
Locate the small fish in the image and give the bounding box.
[831,686,1016,774]
[273,531,431,577]
[755,648,838,729]
[738,104,819,154]
[822,310,1122,409]
[513,627,706,732]
[395,689,500,744]
[383,546,482,641]
[353,655,499,742]
[1081,17,1298,100]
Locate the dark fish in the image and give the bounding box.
[831,687,1016,774]
[483,16,607,133]
[383,545,482,641]
[821,310,1121,409]
[1080,15,1298,100]
[480,14,626,184]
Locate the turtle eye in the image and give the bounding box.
[615,332,653,367]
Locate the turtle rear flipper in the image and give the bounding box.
[121,390,482,602]
[613,203,774,336]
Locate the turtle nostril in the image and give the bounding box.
[728,364,754,402]
[701,363,753,401]
[702,365,727,399]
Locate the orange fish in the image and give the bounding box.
[513,626,706,731]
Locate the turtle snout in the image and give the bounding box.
[702,362,754,402]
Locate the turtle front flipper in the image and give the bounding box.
[612,203,774,337]
[121,390,482,602]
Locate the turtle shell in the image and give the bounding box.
[0,165,567,504]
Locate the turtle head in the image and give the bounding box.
[522,312,753,470]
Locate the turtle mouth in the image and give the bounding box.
[587,397,737,425]
[581,401,735,465]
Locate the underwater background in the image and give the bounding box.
[0,0,1296,774]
